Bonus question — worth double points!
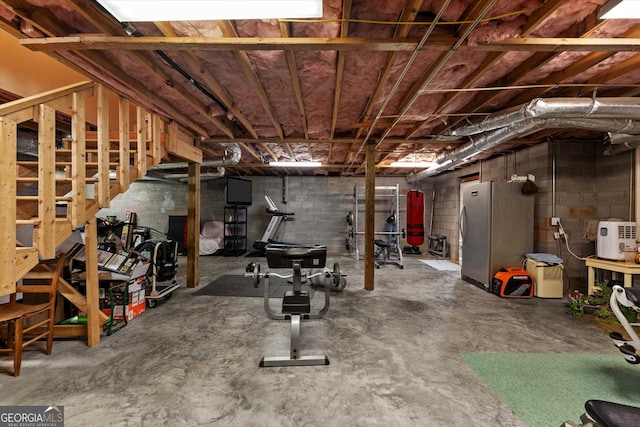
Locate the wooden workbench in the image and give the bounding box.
[585,257,640,295]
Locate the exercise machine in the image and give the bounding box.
[374,214,404,269]
[563,400,640,427]
[561,286,640,426]
[608,285,640,364]
[246,244,341,367]
[253,195,295,251]
[133,230,181,308]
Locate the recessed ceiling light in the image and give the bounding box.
[96,0,323,22]
[599,0,640,19]
[269,161,322,167]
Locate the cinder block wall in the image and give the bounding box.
[417,140,634,294]
[98,141,634,294]
[98,175,415,256]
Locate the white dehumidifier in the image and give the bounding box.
[597,221,638,261]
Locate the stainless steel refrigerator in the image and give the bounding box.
[460,181,534,289]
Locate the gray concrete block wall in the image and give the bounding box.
[97,181,189,233]
[417,140,634,295]
[100,175,416,257]
[97,141,635,294]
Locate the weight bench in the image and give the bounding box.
[247,244,337,367]
[374,239,403,269]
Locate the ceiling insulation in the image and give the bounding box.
[2,0,640,177]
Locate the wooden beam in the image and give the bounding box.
[0,81,93,117]
[364,142,375,291]
[70,92,87,229]
[36,104,56,259]
[20,35,439,51]
[187,163,200,289]
[136,106,147,177]
[84,216,101,346]
[167,122,203,163]
[151,115,163,165]
[96,84,110,207]
[0,117,17,296]
[22,35,640,53]
[118,97,131,193]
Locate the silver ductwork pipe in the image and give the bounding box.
[408,98,640,182]
[149,142,242,170]
[148,142,241,180]
[608,132,639,145]
[448,98,640,137]
[604,132,640,156]
[163,166,227,181]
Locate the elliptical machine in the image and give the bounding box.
[246,244,342,367]
[608,285,640,364]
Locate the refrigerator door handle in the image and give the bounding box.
[459,206,466,239]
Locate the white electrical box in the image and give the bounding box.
[525,258,564,298]
[597,221,638,261]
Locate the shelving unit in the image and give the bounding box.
[224,205,247,256]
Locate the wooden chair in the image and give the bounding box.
[0,255,65,376]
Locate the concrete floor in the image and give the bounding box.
[0,254,618,426]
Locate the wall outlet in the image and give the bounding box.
[554,231,560,239]
[551,217,560,226]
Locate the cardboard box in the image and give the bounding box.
[101,276,146,321]
[525,258,564,298]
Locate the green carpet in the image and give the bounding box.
[460,353,640,427]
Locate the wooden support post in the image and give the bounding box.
[70,93,87,229]
[187,162,200,288]
[0,118,17,295]
[96,84,110,208]
[84,216,101,346]
[364,142,376,291]
[118,97,130,192]
[37,104,56,258]
[136,106,147,178]
[151,115,162,165]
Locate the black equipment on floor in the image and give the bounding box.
[134,236,180,308]
[246,244,341,367]
[565,399,640,427]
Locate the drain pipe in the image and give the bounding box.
[408,98,640,182]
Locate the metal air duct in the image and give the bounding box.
[148,142,241,181]
[408,98,640,182]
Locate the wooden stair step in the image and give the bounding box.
[23,270,56,280]
[17,196,73,202]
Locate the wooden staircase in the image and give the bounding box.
[0,81,202,345]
